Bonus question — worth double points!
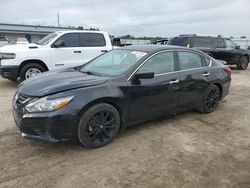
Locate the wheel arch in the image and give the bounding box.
[78,97,126,129]
[19,59,49,75]
[243,54,249,61]
[213,82,223,100]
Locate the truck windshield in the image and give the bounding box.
[80,49,147,77]
[36,33,58,45]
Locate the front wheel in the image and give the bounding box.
[198,85,220,114]
[237,56,249,70]
[78,103,120,148]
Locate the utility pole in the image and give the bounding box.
[57,12,60,27]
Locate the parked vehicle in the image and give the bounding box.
[169,35,250,70]
[16,38,29,44]
[0,30,112,82]
[13,45,231,148]
[0,35,9,47]
[151,39,169,45]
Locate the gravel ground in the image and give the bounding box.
[0,68,250,188]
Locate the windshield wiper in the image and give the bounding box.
[80,70,96,75]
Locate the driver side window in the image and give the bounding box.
[138,52,175,74]
[225,39,236,49]
[54,33,81,47]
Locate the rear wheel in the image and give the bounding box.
[237,56,249,70]
[20,63,46,81]
[198,85,220,114]
[78,103,120,148]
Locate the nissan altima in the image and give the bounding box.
[12,45,231,148]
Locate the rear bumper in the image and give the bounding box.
[0,65,19,81]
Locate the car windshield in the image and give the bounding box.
[36,33,58,45]
[80,49,147,77]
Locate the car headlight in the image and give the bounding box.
[0,53,16,60]
[25,96,74,113]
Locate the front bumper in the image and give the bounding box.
[0,65,19,81]
[13,105,79,142]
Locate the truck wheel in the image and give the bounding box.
[237,56,249,70]
[20,63,46,81]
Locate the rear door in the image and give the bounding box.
[127,51,181,124]
[81,33,110,63]
[177,50,210,107]
[50,33,83,69]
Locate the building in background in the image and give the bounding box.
[0,23,75,44]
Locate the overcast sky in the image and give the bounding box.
[1,0,250,37]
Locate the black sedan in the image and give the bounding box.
[12,45,231,148]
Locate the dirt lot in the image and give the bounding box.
[0,68,250,188]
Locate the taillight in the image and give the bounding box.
[224,67,231,76]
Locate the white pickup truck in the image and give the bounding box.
[0,30,112,81]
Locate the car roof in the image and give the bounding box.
[120,45,201,53]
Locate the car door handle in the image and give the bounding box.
[203,72,210,77]
[169,79,179,85]
[74,51,82,53]
[101,50,108,53]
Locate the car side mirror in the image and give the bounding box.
[247,46,250,50]
[235,45,240,50]
[132,72,154,84]
[53,40,65,48]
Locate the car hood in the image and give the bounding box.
[0,43,40,53]
[18,68,109,97]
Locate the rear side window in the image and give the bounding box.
[216,38,225,48]
[170,37,189,46]
[192,37,212,48]
[203,57,211,66]
[178,51,203,70]
[138,52,175,74]
[82,33,106,47]
[56,33,81,47]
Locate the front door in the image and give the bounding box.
[50,33,84,69]
[127,51,181,124]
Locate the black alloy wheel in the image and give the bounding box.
[237,56,249,70]
[78,103,120,148]
[199,85,220,113]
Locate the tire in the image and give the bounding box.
[198,85,220,114]
[237,56,249,70]
[78,103,120,148]
[20,63,46,81]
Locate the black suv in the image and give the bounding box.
[170,35,250,70]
